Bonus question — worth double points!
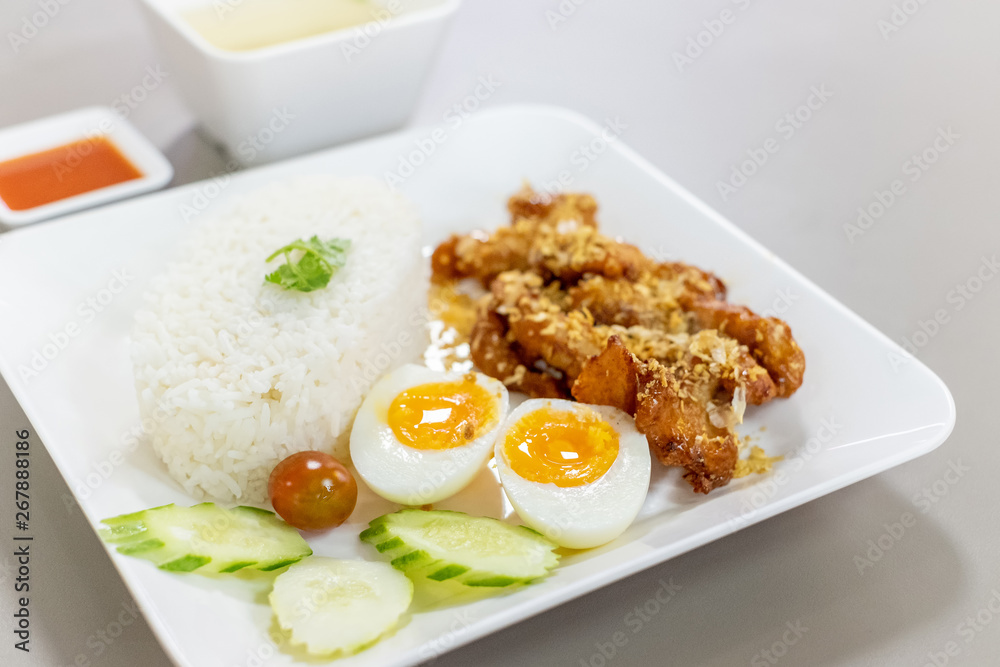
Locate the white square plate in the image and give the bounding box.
[0,105,954,667]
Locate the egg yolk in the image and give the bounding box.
[502,407,619,487]
[387,378,496,450]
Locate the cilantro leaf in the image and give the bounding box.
[264,236,351,292]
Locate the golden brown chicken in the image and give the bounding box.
[571,337,739,493]
[434,185,805,494]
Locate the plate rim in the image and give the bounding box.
[0,103,957,667]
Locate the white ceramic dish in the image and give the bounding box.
[138,0,461,166]
[0,106,173,229]
[0,105,954,667]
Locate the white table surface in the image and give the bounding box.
[1,1,998,665]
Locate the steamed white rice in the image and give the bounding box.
[131,176,427,502]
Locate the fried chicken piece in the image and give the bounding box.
[431,224,535,285]
[429,234,464,282]
[655,262,727,301]
[634,366,739,493]
[567,268,729,331]
[469,309,566,399]
[567,275,688,330]
[716,344,776,405]
[432,184,805,496]
[528,225,652,284]
[434,185,724,297]
[508,185,599,228]
[604,326,776,405]
[563,273,777,403]
[490,271,604,384]
[682,298,806,398]
[569,334,641,415]
[431,187,599,285]
[572,337,738,493]
[489,271,775,405]
[507,309,603,385]
[432,216,652,287]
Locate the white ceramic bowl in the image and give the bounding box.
[0,106,173,229]
[138,0,461,166]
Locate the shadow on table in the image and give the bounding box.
[424,475,967,667]
[162,126,232,189]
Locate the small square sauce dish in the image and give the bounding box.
[0,106,173,230]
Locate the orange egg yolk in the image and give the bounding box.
[387,378,496,450]
[502,407,619,487]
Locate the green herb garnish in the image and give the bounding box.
[264,236,351,292]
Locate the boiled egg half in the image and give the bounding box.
[351,365,509,505]
[494,399,651,549]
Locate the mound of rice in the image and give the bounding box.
[131,176,427,502]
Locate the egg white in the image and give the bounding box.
[494,399,651,549]
[350,364,509,505]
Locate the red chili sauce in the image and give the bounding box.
[0,136,142,211]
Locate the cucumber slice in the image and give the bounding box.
[270,557,412,656]
[360,509,559,588]
[100,503,311,574]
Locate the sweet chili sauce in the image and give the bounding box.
[0,135,142,211]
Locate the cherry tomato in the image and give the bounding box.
[268,451,358,531]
